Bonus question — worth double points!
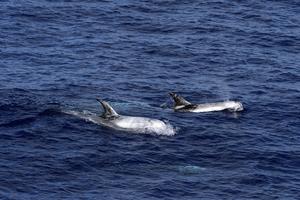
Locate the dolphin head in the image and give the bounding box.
[235,101,244,111]
[226,101,244,112]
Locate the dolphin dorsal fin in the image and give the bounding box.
[96,98,119,119]
[169,92,192,107]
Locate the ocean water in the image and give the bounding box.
[0,0,300,199]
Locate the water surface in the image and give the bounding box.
[0,0,299,199]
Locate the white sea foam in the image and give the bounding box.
[177,165,206,175]
[62,110,99,124]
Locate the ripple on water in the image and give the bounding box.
[0,0,300,199]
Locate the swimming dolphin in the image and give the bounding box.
[169,92,243,112]
[92,98,175,135]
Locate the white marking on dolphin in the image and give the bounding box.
[64,99,176,136]
[169,92,244,112]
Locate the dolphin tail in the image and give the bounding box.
[169,92,191,107]
[96,98,119,119]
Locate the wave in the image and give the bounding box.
[0,116,36,127]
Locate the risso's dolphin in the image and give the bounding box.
[91,98,175,135]
[169,92,243,112]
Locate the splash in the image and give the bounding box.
[136,119,176,136]
[212,79,233,101]
[62,110,98,123]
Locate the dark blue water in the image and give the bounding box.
[1,0,300,199]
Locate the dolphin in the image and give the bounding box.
[169,92,244,112]
[89,98,175,135]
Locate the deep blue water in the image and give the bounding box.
[1,0,300,199]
